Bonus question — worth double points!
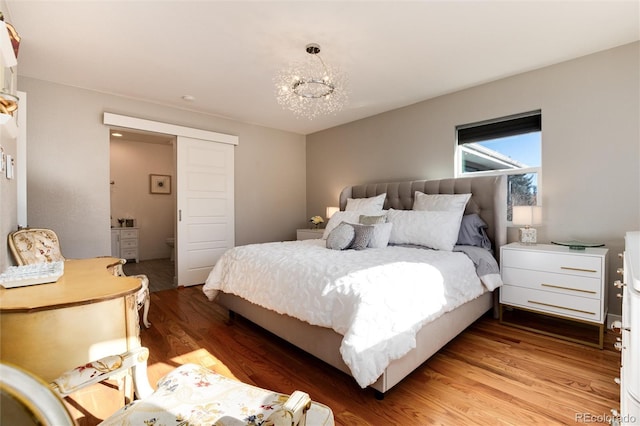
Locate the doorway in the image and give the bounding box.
[104,112,238,287]
[109,128,177,291]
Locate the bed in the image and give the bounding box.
[203,175,507,397]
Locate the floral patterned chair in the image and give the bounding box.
[8,228,151,329]
[1,347,335,426]
[8,228,65,265]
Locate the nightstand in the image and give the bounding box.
[296,228,324,240]
[499,242,608,348]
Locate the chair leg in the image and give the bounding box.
[141,292,151,328]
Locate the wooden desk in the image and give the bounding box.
[0,257,142,382]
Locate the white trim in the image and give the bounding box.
[103,112,238,146]
[16,91,26,228]
[458,166,541,178]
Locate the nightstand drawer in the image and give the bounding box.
[501,267,601,299]
[502,249,602,278]
[501,285,602,322]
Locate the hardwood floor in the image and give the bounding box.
[67,285,621,425]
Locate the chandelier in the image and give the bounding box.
[275,43,347,119]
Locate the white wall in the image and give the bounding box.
[307,42,640,316]
[110,139,174,260]
[18,77,307,260]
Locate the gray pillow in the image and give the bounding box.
[456,214,492,250]
[349,223,374,250]
[359,214,387,225]
[326,222,355,250]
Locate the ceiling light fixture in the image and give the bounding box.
[275,43,347,119]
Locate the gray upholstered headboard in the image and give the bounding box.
[339,175,507,256]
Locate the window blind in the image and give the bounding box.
[457,111,541,145]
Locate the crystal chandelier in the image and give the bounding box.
[275,43,347,119]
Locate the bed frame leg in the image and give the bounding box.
[374,390,385,400]
[228,310,236,320]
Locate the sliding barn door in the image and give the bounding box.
[176,136,234,286]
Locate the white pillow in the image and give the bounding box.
[413,192,471,213]
[386,208,463,251]
[367,222,393,248]
[322,211,361,239]
[345,193,386,215]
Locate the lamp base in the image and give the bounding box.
[519,227,537,245]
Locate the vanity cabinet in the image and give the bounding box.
[111,228,139,263]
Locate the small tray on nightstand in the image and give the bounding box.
[551,240,605,250]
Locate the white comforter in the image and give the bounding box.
[203,239,488,388]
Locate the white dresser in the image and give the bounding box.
[613,231,640,425]
[500,242,608,348]
[111,227,140,263]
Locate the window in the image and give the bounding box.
[455,111,541,221]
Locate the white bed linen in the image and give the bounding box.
[203,239,487,388]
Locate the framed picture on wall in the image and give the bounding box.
[150,174,171,194]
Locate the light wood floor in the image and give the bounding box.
[67,285,621,425]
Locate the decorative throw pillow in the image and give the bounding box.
[348,223,374,250]
[386,208,463,251]
[413,192,471,213]
[457,213,492,250]
[345,193,386,215]
[367,222,393,248]
[359,214,387,225]
[326,222,356,250]
[322,211,361,239]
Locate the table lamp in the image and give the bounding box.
[513,205,542,245]
[326,206,339,220]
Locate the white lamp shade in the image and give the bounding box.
[512,205,542,226]
[326,206,339,219]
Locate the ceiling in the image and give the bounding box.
[5,1,639,135]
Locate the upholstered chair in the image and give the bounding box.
[1,347,335,425]
[8,228,65,265]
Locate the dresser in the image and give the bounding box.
[500,242,608,348]
[613,231,640,425]
[111,227,140,263]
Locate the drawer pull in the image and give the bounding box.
[560,266,597,273]
[527,300,595,315]
[540,283,596,294]
[614,280,625,288]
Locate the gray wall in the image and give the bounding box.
[17,77,306,260]
[307,42,640,316]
